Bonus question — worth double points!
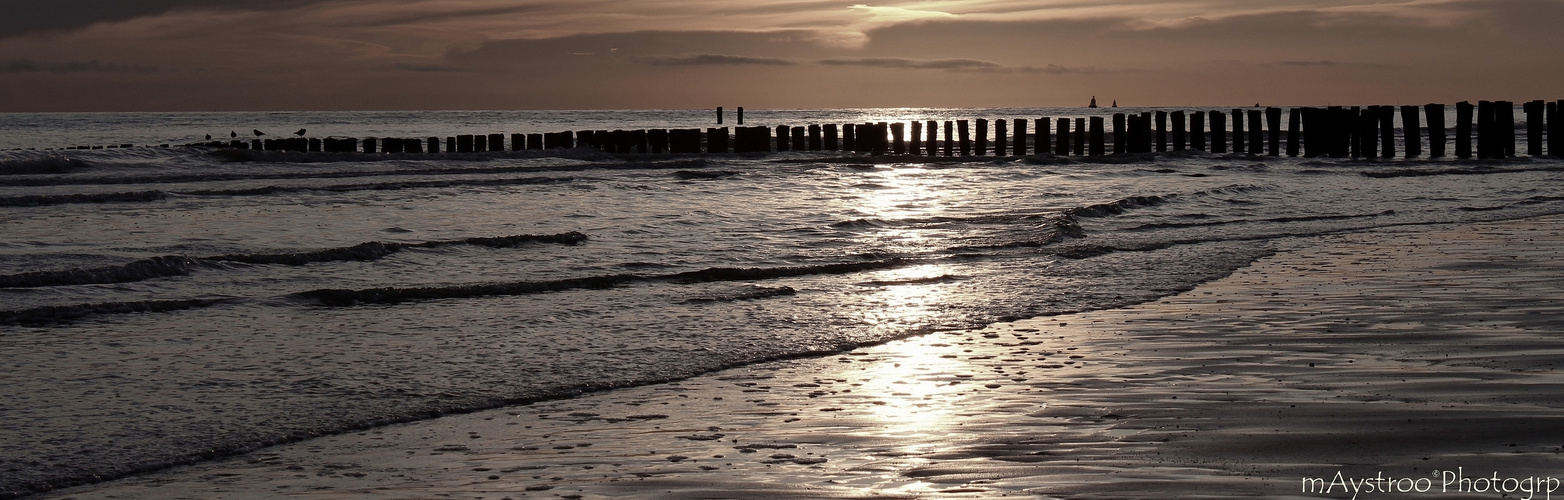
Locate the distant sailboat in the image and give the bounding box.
[1112,100,1118,108]
[1089,96,1098,108]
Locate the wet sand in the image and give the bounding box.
[40,215,1564,499]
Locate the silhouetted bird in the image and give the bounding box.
[205,134,212,140]
[253,129,265,137]
[294,129,306,137]
[230,131,237,138]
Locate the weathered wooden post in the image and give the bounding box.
[407,138,424,154]
[1301,108,1319,158]
[708,127,729,153]
[843,123,856,152]
[1456,101,1473,159]
[1035,118,1048,155]
[775,125,791,151]
[382,138,402,154]
[825,124,840,151]
[1211,111,1227,153]
[1172,111,1187,151]
[792,126,806,151]
[1266,107,1281,156]
[717,107,723,124]
[667,129,696,153]
[510,133,525,151]
[636,130,651,154]
[944,121,955,156]
[1231,109,1246,154]
[1089,116,1105,156]
[1287,108,1301,156]
[1330,107,1350,159]
[733,126,766,153]
[1495,99,1507,156]
[428,137,440,153]
[909,121,921,155]
[958,120,972,156]
[737,107,744,125]
[474,135,488,152]
[1247,109,1263,155]
[457,134,474,153]
[1155,111,1167,152]
[975,119,988,156]
[1550,101,1561,157]
[1055,118,1070,155]
[1476,101,1493,159]
[527,133,544,151]
[648,129,669,153]
[1191,111,1206,151]
[1073,118,1086,156]
[1378,106,1395,158]
[808,124,822,151]
[876,122,890,155]
[1401,106,1422,158]
[1013,119,1027,156]
[488,133,505,152]
[363,137,379,154]
[1113,113,1127,154]
[445,137,456,153]
[927,120,939,157]
[995,119,1007,156]
[1124,114,1140,153]
[891,122,906,155]
[1526,100,1544,157]
[1357,107,1376,159]
[1425,104,1446,158]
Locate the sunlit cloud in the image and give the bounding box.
[643,54,797,66]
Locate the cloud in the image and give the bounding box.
[642,54,796,66]
[0,0,332,37]
[392,62,469,73]
[0,58,156,73]
[817,57,998,71]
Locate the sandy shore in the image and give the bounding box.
[40,215,1564,499]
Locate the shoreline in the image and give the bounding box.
[38,214,1564,499]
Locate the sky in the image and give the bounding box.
[0,0,1559,112]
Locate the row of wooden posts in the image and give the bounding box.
[199,100,1561,159]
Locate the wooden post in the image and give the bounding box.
[891,122,906,155]
[407,138,424,154]
[791,126,806,151]
[1456,101,1473,159]
[1499,101,1516,158]
[1401,106,1422,158]
[1089,116,1105,156]
[842,123,856,152]
[1231,109,1245,154]
[474,135,488,152]
[1476,101,1492,159]
[1054,118,1070,155]
[995,119,1008,156]
[635,130,650,154]
[734,126,766,153]
[776,125,791,151]
[975,119,988,156]
[717,107,723,125]
[1013,119,1027,156]
[1300,108,1318,158]
[1247,109,1263,155]
[1331,107,1350,159]
[667,129,697,153]
[363,137,378,154]
[825,124,839,151]
[510,133,524,151]
[1378,106,1395,158]
[909,121,921,155]
[648,129,668,153]
[1550,101,1561,157]
[1155,111,1167,152]
[1286,108,1301,156]
[1172,111,1187,151]
[708,127,729,153]
[1425,104,1446,158]
[809,124,822,151]
[876,122,890,155]
[1035,118,1048,156]
[1266,107,1281,156]
[958,120,971,156]
[1211,111,1227,153]
[456,134,474,153]
[428,137,441,153]
[1358,107,1376,159]
[1191,111,1206,151]
[446,137,456,153]
[527,133,543,151]
[927,120,938,157]
[1073,118,1085,156]
[1113,113,1127,154]
[1526,100,1544,157]
[737,107,744,125]
[488,133,505,152]
[944,121,955,156]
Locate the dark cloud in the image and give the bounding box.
[0,0,331,37]
[392,63,469,73]
[817,57,1000,70]
[0,58,156,73]
[643,54,796,66]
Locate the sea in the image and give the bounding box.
[2,107,1561,498]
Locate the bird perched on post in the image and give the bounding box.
[254,129,265,137]
[231,131,237,138]
[205,134,212,140]
[294,129,307,137]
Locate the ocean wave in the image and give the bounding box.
[1361,165,1564,179]
[1120,211,1396,231]
[0,190,165,207]
[0,176,580,207]
[0,298,230,326]
[0,232,588,289]
[1063,195,1167,218]
[0,155,90,175]
[680,286,797,303]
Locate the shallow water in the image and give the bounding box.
[1,108,1561,497]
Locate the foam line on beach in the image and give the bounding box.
[0,232,588,288]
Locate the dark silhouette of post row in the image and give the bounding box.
[1377,107,1394,158]
[1401,106,1422,158]
[995,119,1007,156]
[944,121,954,156]
[1211,111,1227,153]
[825,124,839,151]
[1525,101,1544,157]
[1499,101,1515,158]
[1247,109,1263,155]
[1113,113,1127,154]
[1172,111,1186,151]
[1013,119,1026,156]
[926,120,938,157]
[908,122,921,155]
[975,119,988,156]
[1286,108,1301,156]
[1266,107,1281,156]
[1425,104,1445,158]
[842,123,856,152]
[791,126,806,151]
[1477,101,1493,159]
[1073,118,1085,156]
[1550,100,1562,157]
[1089,116,1105,156]
[708,127,729,153]
[1035,119,1049,156]
[1155,111,1167,152]
[1191,111,1206,151]
[1456,101,1473,159]
[1231,109,1245,154]
[958,120,972,156]
[891,122,906,155]
[1055,118,1070,155]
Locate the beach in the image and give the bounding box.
[30,214,1564,499]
